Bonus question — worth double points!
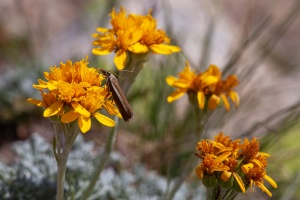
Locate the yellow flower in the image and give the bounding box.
[195,132,277,196]
[166,63,239,111]
[92,7,180,70]
[28,57,120,133]
[241,163,277,197]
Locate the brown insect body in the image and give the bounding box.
[100,69,134,122]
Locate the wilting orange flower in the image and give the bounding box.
[166,62,239,111]
[195,132,277,197]
[92,7,180,70]
[28,57,121,133]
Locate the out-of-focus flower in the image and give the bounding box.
[28,57,120,133]
[195,132,277,197]
[92,7,180,70]
[166,62,239,111]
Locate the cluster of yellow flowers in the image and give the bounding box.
[166,62,239,111]
[27,6,277,199]
[28,57,120,133]
[92,7,180,70]
[195,132,277,197]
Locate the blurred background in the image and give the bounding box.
[0,0,300,199]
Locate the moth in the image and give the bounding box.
[99,69,134,122]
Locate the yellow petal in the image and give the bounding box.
[71,102,90,118]
[105,101,119,115]
[172,80,191,88]
[251,159,264,168]
[229,91,239,107]
[233,173,246,193]
[264,175,277,188]
[208,94,220,110]
[166,76,178,86]
[94,112,115,127]
[201,75,219,87]
[259,152,270,158]
[129,29,143,44]
[221,171,232,182]
[61,110,80,123]
[221,94,230,111]
[150,44,176,54]
[47,82,57,91]
[197,91,205,109]
[206,65,222,79]
[241,163,253,174]
[195,164,204,179]
[215,152,231,163]
[167,90,185,103]
[43,101,64,117]
[96,27,109,33]
[256,181,273,197]
[92,48,112,55]
[78,116,91,134]
[128,42,148,53]
[225,75,239,88]
[114,50,127,70]
[27,98,45,107]
[57,108,65,116]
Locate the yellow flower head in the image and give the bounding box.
[241,163,277,197]
[166,63,239,111]
[195,132,277,196]
[92,6,180,70]
[28,57,120,133]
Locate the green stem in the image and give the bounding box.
[81,117,119,200]
[52,119,79,200]
[53,121,64,200]
[56,151,68,200]
[195,105,205,140]
[118,52,148,93]
[223,190,238,200]
[206,187,220,200]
